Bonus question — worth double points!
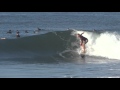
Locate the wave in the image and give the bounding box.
[0,30,77,63]
[0,30,74,52]
[73,29,120,60]
[0,29,120,62]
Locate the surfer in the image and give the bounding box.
[77,32,88,53]
[7,30,12,34]
[16,30,20,38]
[25,30,29,33]
[33,28,41,33]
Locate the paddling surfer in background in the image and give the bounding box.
[16,30,20,38]
[77,32,88,53]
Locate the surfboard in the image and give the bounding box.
[1,38,6,40]
[80,52,85,58]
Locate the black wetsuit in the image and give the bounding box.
[79,35,88,44]
[16,32,20,37]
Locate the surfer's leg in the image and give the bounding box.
[82,41,85,53]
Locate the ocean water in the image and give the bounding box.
[0,12,120,78]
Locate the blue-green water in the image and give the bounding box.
[0,12,120,78]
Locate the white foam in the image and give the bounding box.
[71,30,120,60]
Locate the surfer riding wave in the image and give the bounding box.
[77,32,88,53]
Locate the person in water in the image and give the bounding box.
[16,30,20,37]
[77,32,88,53]
[25,30,29,33]
[7,30,12,34]
[34,28,41,33]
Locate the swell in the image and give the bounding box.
[0,30,77,63]
[0,30,74,52]
[1,29,120,63]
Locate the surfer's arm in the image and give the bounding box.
[80,32,84,36]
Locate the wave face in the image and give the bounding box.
[0,30,75,52]
[0,29,120,63]
[0,30,78,63]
